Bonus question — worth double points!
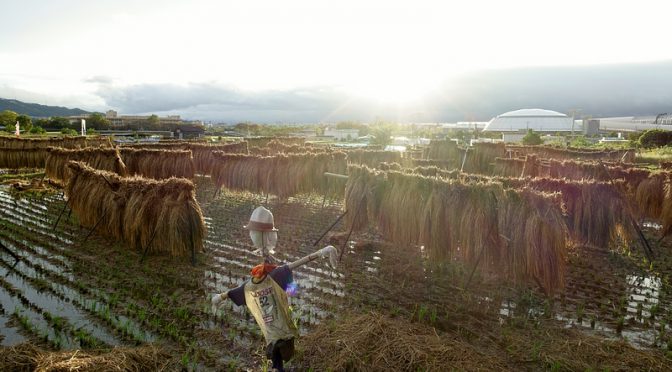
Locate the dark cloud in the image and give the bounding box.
[87,60,672,122]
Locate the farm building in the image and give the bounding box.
[483,108,575,142]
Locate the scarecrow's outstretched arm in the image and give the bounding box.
[210,245,338,310]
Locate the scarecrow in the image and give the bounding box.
[211,206,338,372]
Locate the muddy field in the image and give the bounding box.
[1,173,672,370]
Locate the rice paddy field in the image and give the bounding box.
[1,138,672,371]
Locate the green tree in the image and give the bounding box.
[30,126,46,134]
[638,129,672,148]
[34,118,50,128]
[0,110,19,132]
[88,112,110,130]
[570,136,592,148]
[16,114,32,132]
[61,127,78,136]
[336,121,369,136]
[522,129,543,145]
[145,114,160,130]
[370,126,393,147]
[234,122,261,136]
[49,117,72,129]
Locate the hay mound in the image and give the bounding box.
[300,311,505,371]
[0,343,170,372]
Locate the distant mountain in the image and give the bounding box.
[0,98,89,117]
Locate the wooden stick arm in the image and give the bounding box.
[211,246,338,310]
[289,245,338,270]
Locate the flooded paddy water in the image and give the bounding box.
[0,174,671,369]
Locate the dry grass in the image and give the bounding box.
[0,148,48,169]
[65,161,205,257]
[45,147,127,184]
[300,311,507,371]
[0,343,171,372]
[119,148,195,179]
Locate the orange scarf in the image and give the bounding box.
[251,263,277,279]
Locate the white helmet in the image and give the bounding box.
[245,206,278,254]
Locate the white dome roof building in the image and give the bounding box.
[483,109,575,133]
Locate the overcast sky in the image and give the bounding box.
[1,0,671,122]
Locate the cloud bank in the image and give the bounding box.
[3,61,672,123]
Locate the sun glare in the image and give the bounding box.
[344,73,438,104]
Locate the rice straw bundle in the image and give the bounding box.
[246,136,305,148]
[377,162,403,171]
[45,147,127,184]
[661,179,672,237]
[248,146,272,156]
[519,178,632,248]
[662,161,672,170]
[65,161,205,257]
[119,148,195,179]
[345,165,568,294]
[408,165,460,179]
[345,149,402,168]
[265,140,310,154]
[411,159,458,170]
[507,145,635,162]
[462,142,506,174]
[0,148,48,169]
[121,142,189,150]
[187,142,248,175]
[344,165,384,232]
[212,151,347,198]
[634,173,668,220]
[423,139,461,162]
[493,156,542,178]
[0,136,108,149]
[548,159,651,185]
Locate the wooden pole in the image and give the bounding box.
[52,196,68,232]
[140,226,160,264]
[339,194,367,262]
[313,210,348,247]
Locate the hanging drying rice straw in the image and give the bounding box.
[65,161,205,257]
[45,147,127,184]
[0,148,48,169]
[119,148,195,179]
